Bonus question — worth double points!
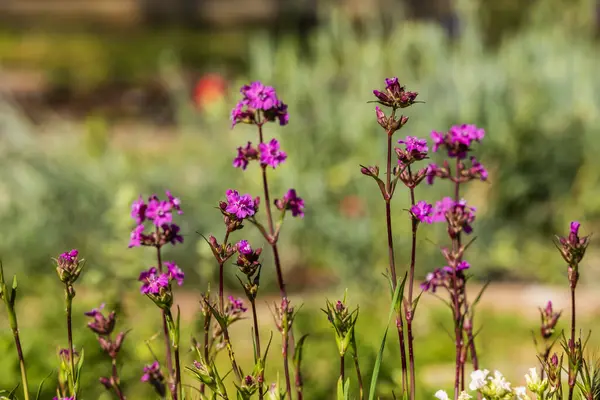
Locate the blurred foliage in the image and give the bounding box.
[1,0,600,397]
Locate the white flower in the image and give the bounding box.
[434,390,450,400]
[490,370,512,393]
[514,386,529,399]
[469,369,490,391]
[525,366,548,394]
[525,367,539,387]
[458,392,473,400]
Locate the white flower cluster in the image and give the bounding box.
[434,368,543,400]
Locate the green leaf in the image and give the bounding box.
[75,348,85,394]
[337,377,345,400]
[368,273,406,400]
[293,334,310,368]
[471,280,490,308]
[35,370,54,400]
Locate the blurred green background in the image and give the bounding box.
[1,0,600,398]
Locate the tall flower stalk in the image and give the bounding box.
[554,221,589,400]
[421,124,488,399]
[230,81,304,399]
[129,191,185,399]
[0,263,30,400]
[362,77,419,396]
[55,249,86,399]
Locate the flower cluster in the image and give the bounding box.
[431,124,485,159]
[372,77,419,109]
[55,249,84,285]
[235,240,262,277]
[323,298,359,357]
[420,260,470,293]
[129,191,184,248]
[556,221,590,271]
[428,197,477,235]
[139,262,185,295]
[396,136,428,165]
[233,138,287,170]
[437,369,529,400]
[427,156,488,185]
[231,81,289,127]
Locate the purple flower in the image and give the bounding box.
[225,189,258,220]
[420,268,447,293]
[228,296,248,313]
[431,124,485,159]
[141,361,166,397]
[396,136,428,164]
[243,82,278,110]
[131,196,147,224]
[129,224,145,248]
[146,197,173,227]
[426,163,439,185]
[410,201,433,223]
[59,249,79,264]
[165,261,184,286]
[84,303,105,318]
[400,136,428,154]
[540,300,561,339]
[231,82,289,127]
[237,240,253,255]
[233,142,259,170]
[470,157,488,181]
[556,220,590,267]
[166,191,182,215]
[84,303,116,335]
[139,267,169,294]
[259,138,287,169]
[141,361,161,382]
[442,260,470,273]
[276,189,305,217]
[430,197,455,223]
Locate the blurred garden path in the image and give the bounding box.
[171,283,600,324]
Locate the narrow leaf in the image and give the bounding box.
[368,274,405,400]
[35,370,54,400]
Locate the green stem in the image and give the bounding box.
[65,287,77,399]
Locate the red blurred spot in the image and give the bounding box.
[193,74,227,110]
[339,195,366,219]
